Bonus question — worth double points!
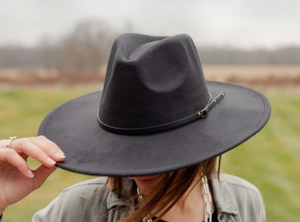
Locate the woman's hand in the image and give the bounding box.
[0,136,65,215]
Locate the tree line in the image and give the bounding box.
[0,19,122,71]
[0,19,299,70]
[198,46,300,65]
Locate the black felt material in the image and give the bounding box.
[38,34,271,176]
[99,34,209,129]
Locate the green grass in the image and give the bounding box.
[1,87,299,222]
[222,93,300,221]
[0,86,98,222]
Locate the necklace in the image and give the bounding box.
[137,188,153,222]
[137,175,212,222]
[202,175,212,222]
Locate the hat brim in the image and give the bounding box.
[38,81,271,176]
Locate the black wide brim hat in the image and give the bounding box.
[38,33,271,177]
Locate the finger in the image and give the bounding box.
[32,165,57,189]
[0,149,34,178]
[10,139,57,168]
[28,136,65,162]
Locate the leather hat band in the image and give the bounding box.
[98,91,225,135]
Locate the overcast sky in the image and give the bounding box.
[0,0,299,49]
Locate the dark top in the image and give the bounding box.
[155,210,218,222]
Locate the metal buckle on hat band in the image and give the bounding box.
[98,91,225,135]
[198,107,208,118]
[197,91,225,119]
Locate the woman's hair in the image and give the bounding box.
[108,156,221,222]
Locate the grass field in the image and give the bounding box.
[0,86,299,222]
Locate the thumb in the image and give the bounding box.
[32,165,57,189]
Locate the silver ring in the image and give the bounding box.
[6,136,17,149]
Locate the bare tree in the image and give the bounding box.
[59,19,119,71]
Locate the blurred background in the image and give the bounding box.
[0,0,299,221]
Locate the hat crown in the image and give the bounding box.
[98,33,210,130]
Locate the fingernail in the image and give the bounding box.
[55,151,66,159]
[47,157,56,165]
[27,170,34,178]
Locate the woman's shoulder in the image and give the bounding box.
[211,173,266,221]
[33,177,111,221]
[218,173,261,193]
[61,176,108,196]
[211,173,264,203]
[33,177,136,222]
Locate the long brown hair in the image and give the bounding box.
[108,157,220,222]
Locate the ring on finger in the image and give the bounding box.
[6,136,17,149]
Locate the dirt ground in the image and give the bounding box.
[1,65,300,89]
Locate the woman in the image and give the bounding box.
[0,33,270,221]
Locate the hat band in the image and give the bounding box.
[98,91,225,135]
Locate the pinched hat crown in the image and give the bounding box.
[98,34,213,134]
